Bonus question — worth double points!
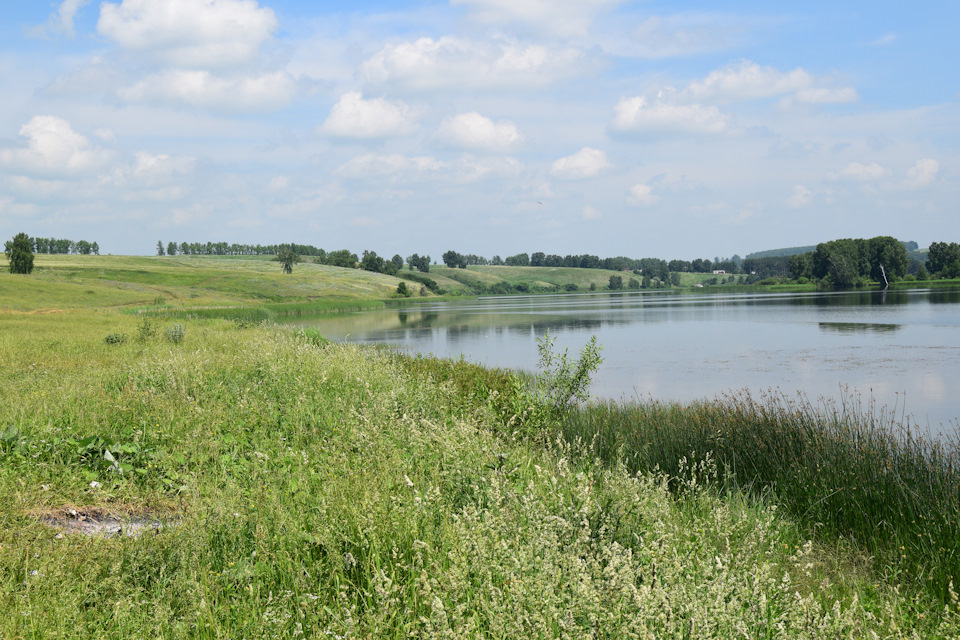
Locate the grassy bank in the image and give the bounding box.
[559,392,960,603]
[0,313,957,637]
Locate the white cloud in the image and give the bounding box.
[627,183,656,206]
[451,0,624,38]
[905,158,939,188]
[0,116,112,177]
[550,147,610,180]
[438,112,523,152]
[118,70,298,112]
[97,0,278,67]
[30,0,92,37]
[336,154,446,178]
[681,60,857,105]
[107,151,195,184]
[453,154,523,182]
[829,162,890,182]
[581,205,602,220]
[360,36,585,91]
[318,92,417,139]
[684,60,812,102]
[626,13,754,59]
[612,97,728,135]
[786,185,813,208]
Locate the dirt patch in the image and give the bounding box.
[34,506,180,538]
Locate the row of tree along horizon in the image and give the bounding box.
[153,236,960,287]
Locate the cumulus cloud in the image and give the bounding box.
[0,116,112,177]
[438,112,523,152]
[30,0,91,37]
[550,147,610,180]
[828,162,890,182]
[453,154,523,182]
[681,60,857,105]
[612,97,728,135]
[103,151,195,187]
[336,154,446,179]
[97,0,278,67]
[318,92,417,139]
[451,0,624,38]
[360,36,585,91]
[118,70,299,112]
[905,158,939,188]
[627,183,656,206]
[786,185,813,208]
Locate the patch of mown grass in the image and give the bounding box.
[558,391,960,603]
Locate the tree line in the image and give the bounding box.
[147,236,958,290]
[8,236,101,255]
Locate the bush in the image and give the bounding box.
[531,332,603,418]
[396,281,411,297]
[165,324,185,344]
[137,316,157,341]
[103,333,127,345]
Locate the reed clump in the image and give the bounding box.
[559,390,960,601]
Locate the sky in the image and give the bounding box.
[0,0,958,260]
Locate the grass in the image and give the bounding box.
[0,254,421,314]
[1,314,958,637]
[557,390,960,603]
[432,265,636,292]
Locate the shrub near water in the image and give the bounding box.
[0,319,958,637]
[560,390,960,602]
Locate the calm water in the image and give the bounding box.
[284,289,960,431]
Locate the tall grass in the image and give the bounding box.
[559,390,960,601]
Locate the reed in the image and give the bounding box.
[559,390,960,600]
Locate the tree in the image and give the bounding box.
[505,252,530,266]
[391,254,404,271]
[167,242,177,256]
[530,251,546,267]
[274,248,300,274]
[156,241,165,256]
[608,275,623,290]
[360,250,385,273]
[442,250,463,268]
[867,236,908,282]
[5,232,35,274]
[91,242,99,255]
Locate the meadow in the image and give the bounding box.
[1,255,959,637]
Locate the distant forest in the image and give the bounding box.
[155,236,958,288]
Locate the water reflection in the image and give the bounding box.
[819,322,902,334]
[284,288,960,429]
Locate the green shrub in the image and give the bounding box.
[103,333,127,345]
[165,323,185,344]
[137,316,158,341]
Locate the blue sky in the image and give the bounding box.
[1,0,957,259]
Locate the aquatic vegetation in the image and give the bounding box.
[559,390,960,602]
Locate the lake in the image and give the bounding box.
[282,288,960,432]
